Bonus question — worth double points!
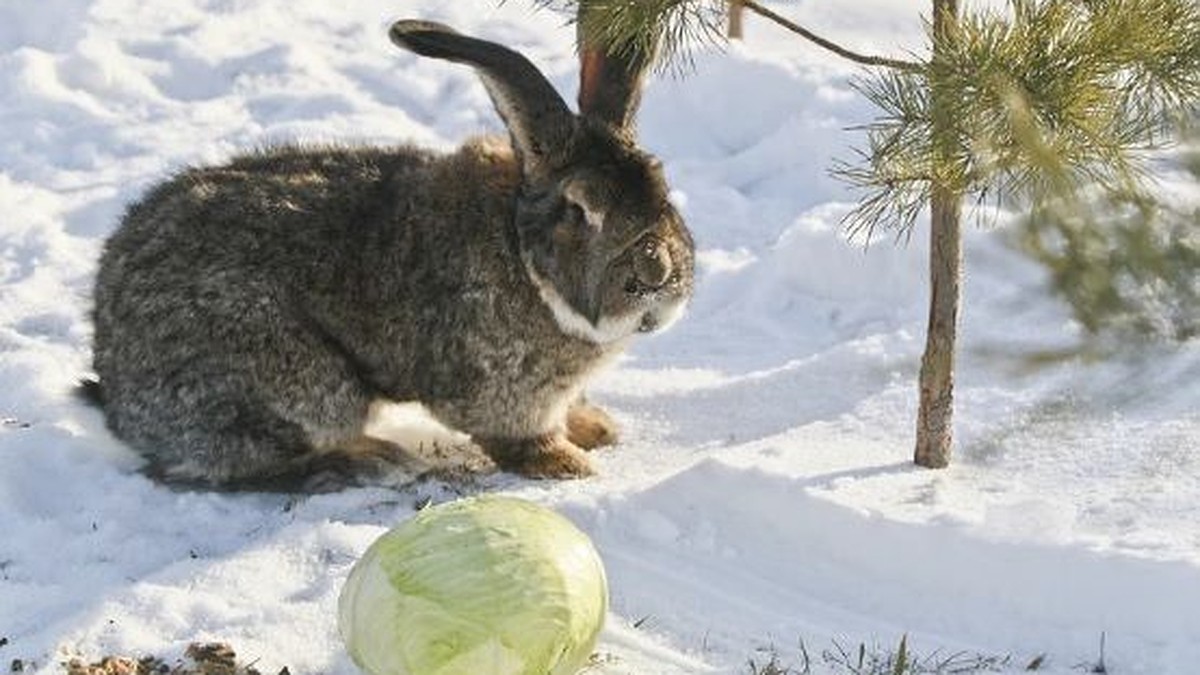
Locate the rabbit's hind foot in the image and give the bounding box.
[296,436,428,492]
[477,433,595,479]
[206,436,424,493]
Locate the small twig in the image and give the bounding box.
[740,0,922,71]
[1092,632,1107,674]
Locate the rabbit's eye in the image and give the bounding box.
[624,235,672,296]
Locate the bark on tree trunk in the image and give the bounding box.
[914,0,961,469]
[728,0,744,39]
[914,186,962,468]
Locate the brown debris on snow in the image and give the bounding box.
[63,643,283,675]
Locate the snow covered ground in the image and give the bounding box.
[1,1,1197,673]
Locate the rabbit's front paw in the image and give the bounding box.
[567,403,619,450]
[479,433,595,479]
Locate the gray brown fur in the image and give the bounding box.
[88,20,694,491]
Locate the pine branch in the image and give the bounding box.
[838,0,1200,239]
[739,0,921,71]
[530,0,728,73]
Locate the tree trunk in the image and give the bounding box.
[914,187,962,468]
[914,0,961,469]
[728,0,744,39]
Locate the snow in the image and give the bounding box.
[1,1,1197,674]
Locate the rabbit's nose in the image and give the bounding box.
[633,237,672,290]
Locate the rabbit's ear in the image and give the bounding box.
[390,20,574,177]
[576,24,655,132]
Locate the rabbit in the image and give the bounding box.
[85,19,694,491]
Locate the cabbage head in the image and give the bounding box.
[338,495,608,675]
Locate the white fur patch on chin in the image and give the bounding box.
[648,295,687,333]
[525,262,640,344]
